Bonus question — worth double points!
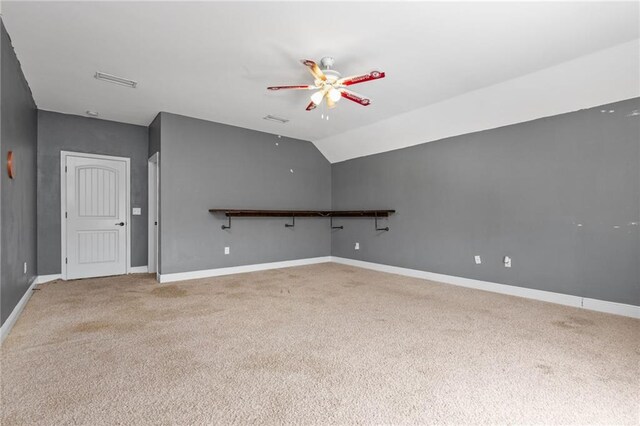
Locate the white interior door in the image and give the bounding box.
[65,155,128,279]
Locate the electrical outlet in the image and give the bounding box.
[224,247,230,255]
[474,255,481,264]
[504,256,512,268]
[23,262,27,274]
[355,242,360,250]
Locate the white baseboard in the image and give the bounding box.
[0,276,38,345]
[129,265,149,274]
[331,257,640,319]
[159,256,332,283]
[37,274,62,284]
[582,298,640,318]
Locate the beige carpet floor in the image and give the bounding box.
[1,263,638,425]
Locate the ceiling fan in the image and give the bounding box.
[267,57,385,112]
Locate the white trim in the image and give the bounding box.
[129,266,149,274]
[37,274,62,284]
[331,257,581,307]
[159,257,332,283]
[0,277,38,344]
[582,298,640,319]
[331,257,640,319]
[60,151,131,279]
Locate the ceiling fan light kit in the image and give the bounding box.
[267,56,385,114]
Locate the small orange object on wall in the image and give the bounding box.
[7,151,15,179]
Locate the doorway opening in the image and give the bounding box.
[148,152,159,280]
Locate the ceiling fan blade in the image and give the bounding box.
[301,59,327,82]
[337,71,385,87]
[305,101,317,111]
[340,89,371,106]
[267,85,316,91]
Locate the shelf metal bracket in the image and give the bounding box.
[221,215,231,230]
[375,213,389,232]
[285,215,295,228]
[330,217,343,230]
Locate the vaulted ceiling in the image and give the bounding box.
[3,1,639,162]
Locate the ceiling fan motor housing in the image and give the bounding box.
[320,57,341,82]
[323,69,341,82]
[320,56,335,69]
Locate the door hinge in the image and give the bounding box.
[65,166,67,173]
[65,257,68,264]
[65,212,68,219]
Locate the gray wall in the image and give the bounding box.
[332,98,640,305]
[37,111,149,274]
[149,114,161,158]
[158,112,331,274]
[1,20,38,325]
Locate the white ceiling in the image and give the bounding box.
[3,1,639,161]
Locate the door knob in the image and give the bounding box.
[116,222,125,226]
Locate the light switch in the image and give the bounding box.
[132,208,141,216]
[474,255,481,264]
[355,242,360,250]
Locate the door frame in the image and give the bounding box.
[60,151,131,280]
[148,152,159,279]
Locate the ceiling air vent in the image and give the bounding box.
[94,72,138,88]
[263,115,289,124]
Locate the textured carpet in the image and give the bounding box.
[1,263,638,425]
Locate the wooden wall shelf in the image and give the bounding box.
[209,209,394,217]
[209,209,395,231]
